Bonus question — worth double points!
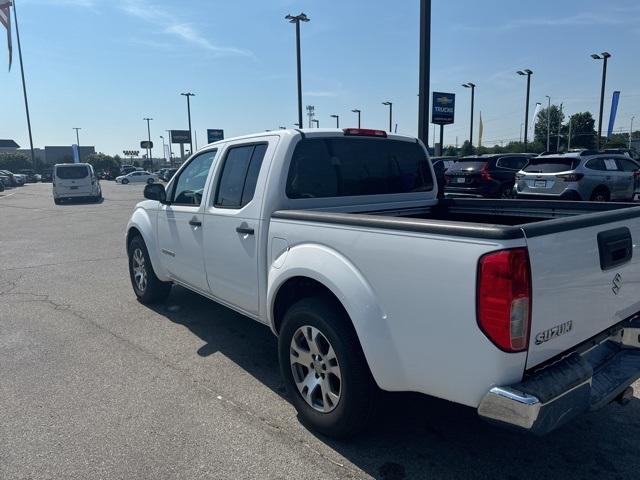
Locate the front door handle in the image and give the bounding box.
[236,226,254,235]
[189,217,202,227]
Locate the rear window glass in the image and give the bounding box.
[55,165,89,179]
[523,158,579,173]
[448,160,486,171]
[286,138,433,199]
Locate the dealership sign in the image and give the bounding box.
[432,92,455,125]
[140,141,153,149]
[207,129,224,143]
[170,130,191,144]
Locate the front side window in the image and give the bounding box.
[171,150,217,206]
[214,144,267,208]
[286,138,433,199]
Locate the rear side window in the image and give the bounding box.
[523,158,579,173]
[215,143,267,208]
[617,158,639,172]
[55,165,88,179]
[286,138,433,199]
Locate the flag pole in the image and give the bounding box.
[12,0,36,170]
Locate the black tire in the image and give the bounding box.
[278,296,377,439]
[128,235,172,304]
[499,184,515,199]
[122,178,129,185]
[147,178,154,184]
[590,187,610,202]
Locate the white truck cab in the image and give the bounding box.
[126,128,640,438]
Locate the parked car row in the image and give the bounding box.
[157,168,178,182]
[439,150,640,202]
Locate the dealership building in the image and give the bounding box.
[0,140,95,167]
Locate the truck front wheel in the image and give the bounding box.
[278,296,377,438]
[128,235,172,304]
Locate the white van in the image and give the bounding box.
[52,163,102,204]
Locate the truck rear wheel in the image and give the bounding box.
[278,296,377,439]
[128,235,172,304]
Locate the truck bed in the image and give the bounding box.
[274,198,640,240]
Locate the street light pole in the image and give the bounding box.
[382,101,393,132]
[462,83,476,145]
[517,69,533,148]
[351,109,361,128]
[180,92,195,154]
[591,52,611,150]
[166,130,173,167]
[630,116,635,150]
[418,0,431,145]
[143,117,153,161]
[72,127,82,162]
[285,13,310,131]
[330,115,339,128]
[544,96,551,152]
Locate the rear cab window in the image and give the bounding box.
[523,158,580,173]
[55,165,89,179]
[286,137,433,199]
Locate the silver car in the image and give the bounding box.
[515,152,639,202]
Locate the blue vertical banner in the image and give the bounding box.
[607,90,621,138]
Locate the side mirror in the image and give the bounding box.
[144,183,167,203]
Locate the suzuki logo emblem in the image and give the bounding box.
[612,273,622,295]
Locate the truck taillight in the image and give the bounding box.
[477,248,531,353]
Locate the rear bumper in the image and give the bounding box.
[516,190,583,201]
[478,321,640,435]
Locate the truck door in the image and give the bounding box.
[202,140,274,316]
[156,150,217,292]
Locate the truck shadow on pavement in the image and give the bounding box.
[152,285,640,480]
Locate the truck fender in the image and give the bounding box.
[268,243,406,390]
[126,206,169,282]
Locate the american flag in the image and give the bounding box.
[0,0,11,70]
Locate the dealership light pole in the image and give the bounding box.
[418,0,431,145]
[180,92,195,154]
[462,83,475,145]
[285,13,310,131]
[517,69,533,148]
[72,127,82,162]
[382,102,393,132]
[143,117,153,160]
[351,109,361,128]
[545,96,551,152]
[330,114,339,128]
[591,52,611,150]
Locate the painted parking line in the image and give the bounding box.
[0,192,17,199]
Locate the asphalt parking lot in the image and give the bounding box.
[1,181,640,480]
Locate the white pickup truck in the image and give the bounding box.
[126,128,640,438]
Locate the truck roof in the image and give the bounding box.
[199,128,420,151]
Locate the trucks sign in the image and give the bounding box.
[207,129,224,143]
[432,92,455,125]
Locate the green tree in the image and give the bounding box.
[566,112,596,150]
[86,153,121,178]
[534,105,565,151]
[0,152,31,172]
[459,140,476,156]
[444,146,457,156]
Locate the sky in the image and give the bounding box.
[2,0,640,156]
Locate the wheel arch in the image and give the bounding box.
[126,208,169,281]
[268,244,405,391]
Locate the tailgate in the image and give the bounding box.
[524,213,640,368]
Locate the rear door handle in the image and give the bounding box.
[189,217,202,227]
[236,226,254,235]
